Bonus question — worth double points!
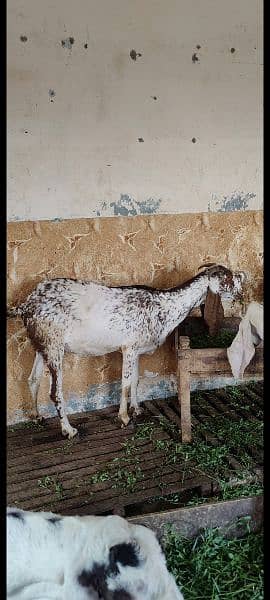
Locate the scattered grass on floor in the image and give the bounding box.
[37,475,64,499]
[145,479,263,510]
[9,420,45,432]
[150,414,262,480]
[89,466,144,493]
[88,387,263,502]
[27,382,262,508]
[164,519,264,600]
[44,440,76,455]
[132,421,156,440]
[87,417,176,493]
[186,480,263,506]
[222,384,264,418]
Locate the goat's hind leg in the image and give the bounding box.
[28,352,44,421]
[119,349,142,425]
[48,353,78,439]
[118,349,135,426]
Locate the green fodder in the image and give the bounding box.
[189,329,236,349]
[164,522,263,600]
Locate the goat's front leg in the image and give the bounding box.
[130,354,143,417]
[118,349,137,426]
[48,359,78,439]
[28,351,44,421]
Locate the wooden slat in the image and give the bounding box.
[7,386,263,517]
[189,346,263,375]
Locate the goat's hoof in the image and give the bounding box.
[118,413,130,427]
[62,426,78,439]
[132,406,144,417]
[36,415,45,423]
[29,413,45,424]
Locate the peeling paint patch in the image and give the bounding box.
[95,194,162,217]
[210,191,256,212]
[61,37,74,50]
[111,195,161,216]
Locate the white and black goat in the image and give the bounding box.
[7,507,184,600]
[7,264,244,438]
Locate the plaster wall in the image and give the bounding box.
[8,0,263,221]
[7,212,263,423]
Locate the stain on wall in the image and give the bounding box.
[192,52,199,63]
[130,49,142,61]
[48,89,56,102]
[61,37,74,50]
[7,211,263,424]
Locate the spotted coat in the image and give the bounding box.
[7,265,244,437]
[7,507,184,599]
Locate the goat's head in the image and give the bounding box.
[198,263,246,300]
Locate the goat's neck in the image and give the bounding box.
[161,274,209,327]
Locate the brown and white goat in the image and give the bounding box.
[7,264,244,438]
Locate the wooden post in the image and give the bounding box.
[178,336,192,443]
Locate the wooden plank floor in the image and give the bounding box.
[7,382,263,517]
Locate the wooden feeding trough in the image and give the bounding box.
[175,321,263,444]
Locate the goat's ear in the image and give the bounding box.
[238,271,247,284]
[204,290,224,336]
[198,262,217,271]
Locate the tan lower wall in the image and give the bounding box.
[7,211,263,423]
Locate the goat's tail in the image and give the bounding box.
[7,305,22,318]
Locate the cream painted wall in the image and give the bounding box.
[8,0,262,221]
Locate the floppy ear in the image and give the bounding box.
[204,289,224,336]
[198,262,217,271]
